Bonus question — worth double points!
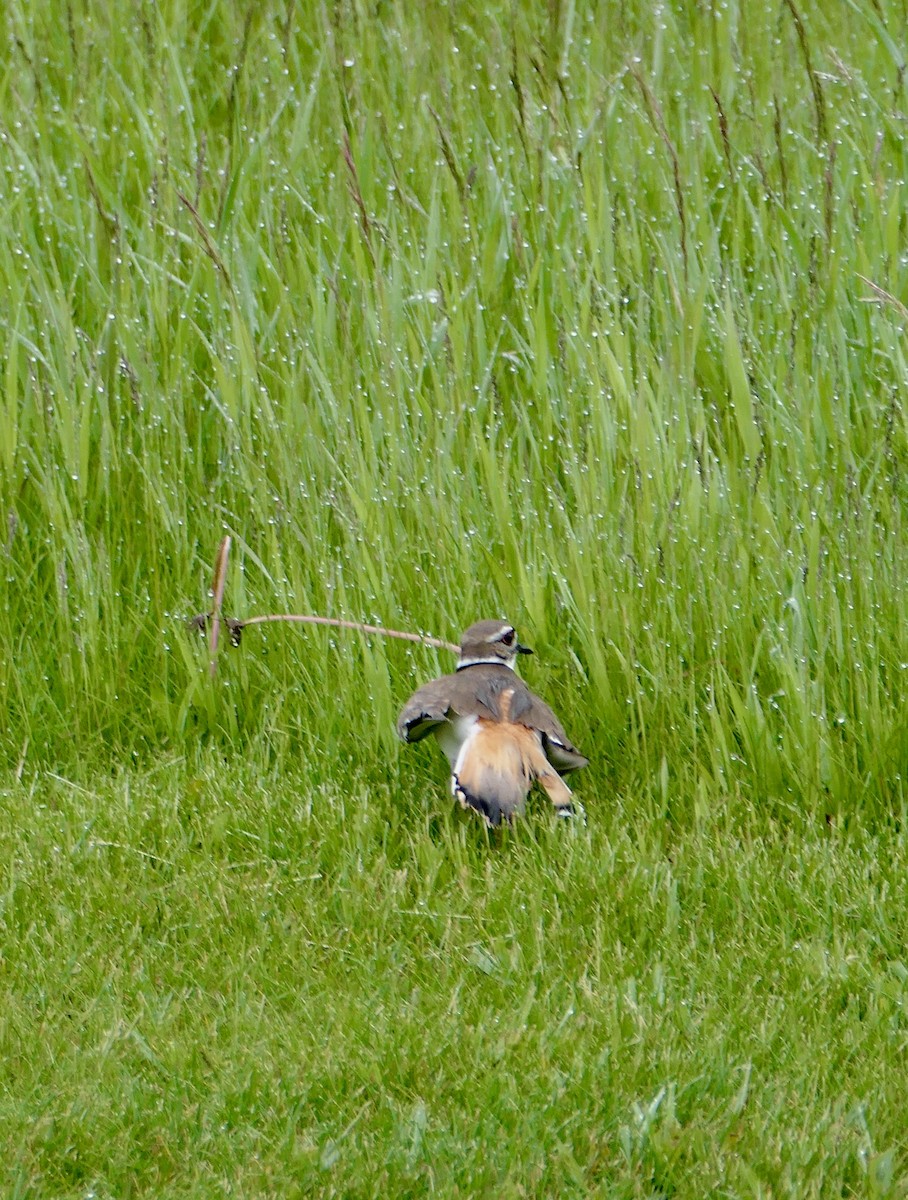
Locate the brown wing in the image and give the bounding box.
[507,681,589,774]
[398,666,588,773]
[397,667,514,742]
[396,673,458,743]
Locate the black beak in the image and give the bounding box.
[516,643,533,655]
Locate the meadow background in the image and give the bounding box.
[2,0,908,1194]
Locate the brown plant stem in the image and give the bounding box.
[189,610,459,656]
[193,536,460,672]
[208,535,231,675]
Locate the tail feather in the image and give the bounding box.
[534,764,574,810]
[452,716,576,827]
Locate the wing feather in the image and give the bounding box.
[396,676,455,743]
[506,683,589,773]
[398,665,588,774]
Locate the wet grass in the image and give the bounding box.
[1,0,908,1194]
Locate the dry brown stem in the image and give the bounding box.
[191,536,459,672]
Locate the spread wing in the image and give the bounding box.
[398,669,524,741]
[510,685,589,774]
[398,668,588,774]
[396,675,458,743]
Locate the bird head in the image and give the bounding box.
[456,620,533,671]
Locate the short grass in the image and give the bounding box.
[1,0,908,1194]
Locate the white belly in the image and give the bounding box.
[433,714,478,768]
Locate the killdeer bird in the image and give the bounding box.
[397,619,588,826]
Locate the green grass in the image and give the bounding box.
[4,765,908,1195]
[1,0,908,1193]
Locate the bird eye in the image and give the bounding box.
[500,630,515,646]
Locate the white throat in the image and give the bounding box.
[456,655,516,671]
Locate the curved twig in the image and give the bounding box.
[237,613,459,652]
[191,535,460,675]
[188,610,459,655]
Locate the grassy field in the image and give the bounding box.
[2,0,908,1193]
